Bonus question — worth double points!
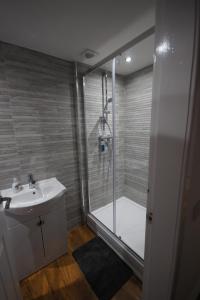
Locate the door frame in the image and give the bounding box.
[142,0,199,299]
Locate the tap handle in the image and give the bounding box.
[28,174,35,184]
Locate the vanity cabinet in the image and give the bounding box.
[42,205,67,262]
[9,217,45,280]
[5,199,67,280]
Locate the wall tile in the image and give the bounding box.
[0,42,81,229]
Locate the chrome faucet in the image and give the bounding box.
[28,174,36,189]
[12,177,23,193]
[0,191,11,209]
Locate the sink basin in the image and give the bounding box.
[1,177,66,216]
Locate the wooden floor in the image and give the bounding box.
[21,225,142,300]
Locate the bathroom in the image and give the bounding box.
[0,1,200,300]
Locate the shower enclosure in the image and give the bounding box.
[79,29,154,279]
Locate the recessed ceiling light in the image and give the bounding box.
[125,56,132,63]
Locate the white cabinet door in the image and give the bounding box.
[0,207,21,300]
[42,204,67,263]
[9,217,45,280]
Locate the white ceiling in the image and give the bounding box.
[102,34,155,75]
[0,0,155,66]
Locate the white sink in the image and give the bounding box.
[1,177,66,216]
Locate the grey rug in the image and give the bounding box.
[72,236,133,300]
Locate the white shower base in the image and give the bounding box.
[92,196,146,259]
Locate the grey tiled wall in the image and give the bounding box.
[0,42,81,229]
[123,66,153,207]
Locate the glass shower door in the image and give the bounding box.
[113,38,153,259]
[84,60,115,233]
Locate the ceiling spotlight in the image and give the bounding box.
[125,56,132,63]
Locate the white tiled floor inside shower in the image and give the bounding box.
[92,196,146,259]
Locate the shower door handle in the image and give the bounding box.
[146,212,153,223]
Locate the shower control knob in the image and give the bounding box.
[146,212,153,223]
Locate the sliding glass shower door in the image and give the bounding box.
[84,59,115,233]
[114,46,153,259]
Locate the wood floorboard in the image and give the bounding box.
[20,225,142,300]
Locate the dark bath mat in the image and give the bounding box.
[72,236,133,300]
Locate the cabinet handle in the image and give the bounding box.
[37,220,45,226]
